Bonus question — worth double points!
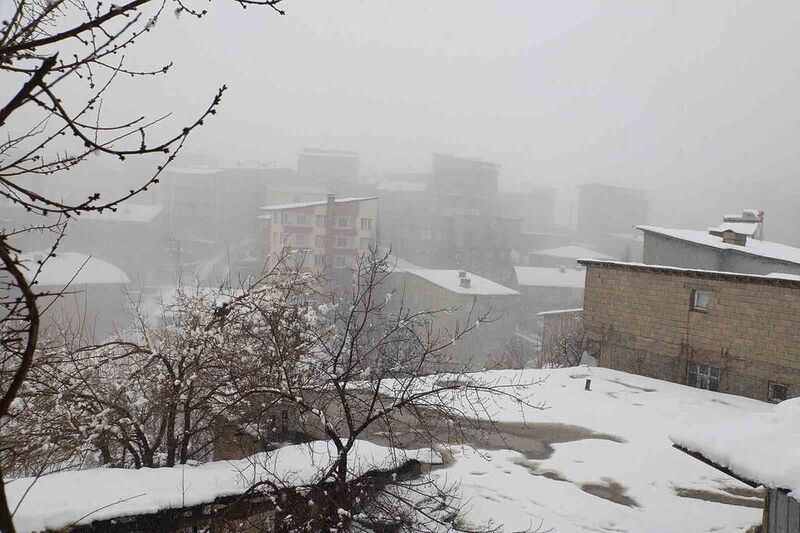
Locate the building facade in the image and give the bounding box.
[261,195,379,290]
[580,259,800,402]
[400,269,520,370]
[638,225,800,276]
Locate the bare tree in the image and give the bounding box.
[0,0,286,529]
[221,249,543,531]
[537,312,595,369]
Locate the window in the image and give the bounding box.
[337,237,348,248]
[316,215,326,227]
[335,256,347,268]
[691,290,710,312]
[336,216,350,228]
[360,218,373,231]
[687,363,720,391]
[314,255,324,268]
[294,234,307,247]
[360,238,374,250]
[315,235,324,248]
[281,212,290,224]
[295,214,308,225]
[421,228,433,241]
[768,381,788,403]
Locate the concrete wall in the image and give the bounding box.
[582,262,800,402]
[642,232,800,276]
[642,233,722,270]
[400,273,519,370]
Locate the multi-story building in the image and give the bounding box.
[580,259,800,402]
[577,183,648,236]
[297,148,360,192]
[261,195,379,290]
[637,225,800,276]
[399,268,520,370]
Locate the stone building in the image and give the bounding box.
[580,259,800,402]
[637,224,800,276]
[400,269,520,370]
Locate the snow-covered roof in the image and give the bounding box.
[537,307,583,316]
[578,259,800,285]
[79,204,163,223]
[636,225,800,266]
[7,441,441,533]
[514,266,585,288]
[261,196,378,211]
[530,245,614,261]
[670,397,800,498]
[707,222,759,236]
[21,252,130,286]
[405,269,520,296]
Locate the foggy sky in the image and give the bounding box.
[122,1,800,186]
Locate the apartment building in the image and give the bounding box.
[261,195,378,289]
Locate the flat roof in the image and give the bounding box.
[530,245,614,261]
[670,397,800,497]
[636,225,800,266]
[405,269,519,296]
[578,259,800,287]
[537,308,583,316]
[21,252,130,286]
[261,196,378,211]
[514,266,585,288]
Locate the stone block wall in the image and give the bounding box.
[581,261,800,401]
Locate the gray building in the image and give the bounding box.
[638,225,800,276]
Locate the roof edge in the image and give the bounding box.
[577,259,800,287]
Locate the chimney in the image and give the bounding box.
[326,193,335,210]
[720,229,747,246]
[459,277,471,289]
[458,270,467,278]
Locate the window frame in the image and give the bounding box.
[690,289,710,313]
[687,362,720,391]
[767,381,788,404]
[360,218,373,231]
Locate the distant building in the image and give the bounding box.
[526,245,614,268]
[24,251,131,338]
[513,266,585,336]
[707,208,764,240]
[638,225,800,276]
[297,148,360,191]
[400,268,520,370]
[260,195,378,291]
[498,187,556,232]
[375,154,519,284]
[430,153,499,198]
[580,259,800,402]
[576,183,648,236]
[162,166,295,262]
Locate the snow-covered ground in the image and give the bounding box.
[7,367,772,532]
[441,366,769,532]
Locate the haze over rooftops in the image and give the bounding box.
[530,245,614,261]
[636,225,800,266]
[21,252,130,286]
[405,269,519,296]
[514,266,585,288]
[261,196,378,211]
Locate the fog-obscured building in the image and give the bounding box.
[526,245,614,268]
[577,183,648,236]
[297,148,360,192]
[513,266,585,337]
[400,268,520,370]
